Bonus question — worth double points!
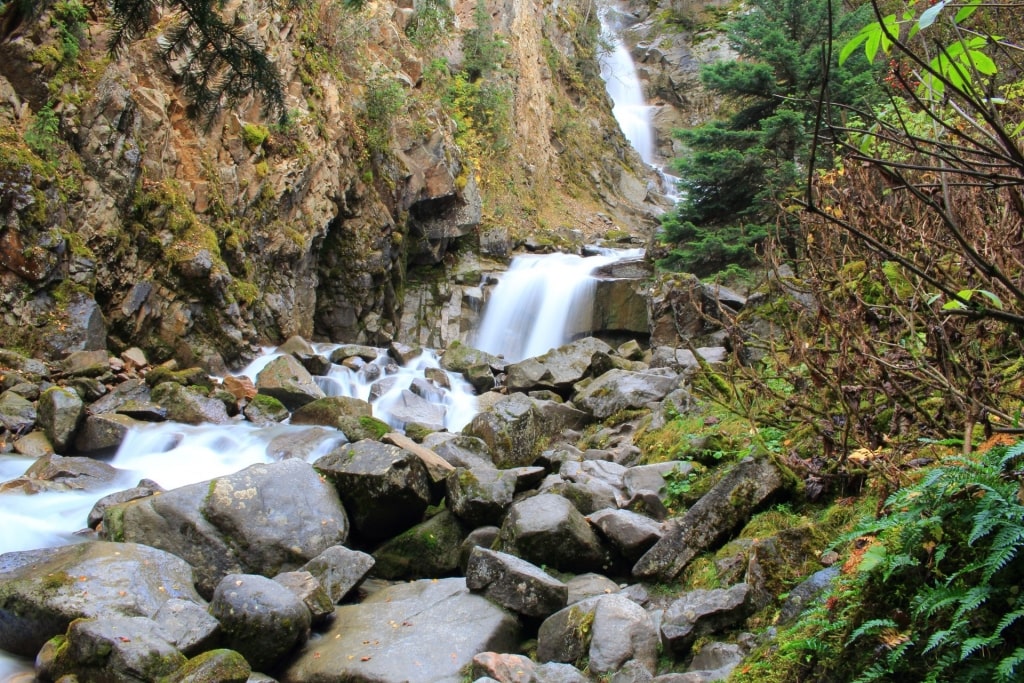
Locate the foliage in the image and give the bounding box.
[461,0,505,82]
[52,0,87,61]
[24,104,60,158]
[107,0,285,124]
[405,0,453,47]
[657,0,878,275]
[807,441,1024,681]
[363,77,406,155]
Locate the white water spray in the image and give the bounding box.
[600,28,654,165]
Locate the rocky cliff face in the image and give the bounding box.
[0,0,664,369]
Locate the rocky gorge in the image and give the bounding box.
[0,0,835,679]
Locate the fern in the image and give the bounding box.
[833,440,1024,680]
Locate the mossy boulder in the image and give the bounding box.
[371,510,468,579]
[37,386,84,453]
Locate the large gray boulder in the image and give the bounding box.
[0,389,36,433]
[0,453,119,493]
[446,467,518,526]
[537,594,658,675]
[314,439,432,540]
[505,337,613,393]
[104,459,349,596]
[371,510,468,579]
[466,546,568,618]
[660,584,753,656]
[384,389,447,431]
[497,493,611,574]
[0,542,204,657]
[75,413,144,453]
[465,393,590,468]
[255,355,325,410]
[210,573,312,671]
[300,545,375,604]
[423,433,495,470]
[290,395,373,428]
[36,386,84,453]
[151,382,231,425]
[35,615,187,682]
[282,578,520,683]
[633,457,786,580]
[573,369,679,420]
[587,509,664,561]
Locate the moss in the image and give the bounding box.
[357,415,390,439]
[240,123,270,151]
[103,506,126,542]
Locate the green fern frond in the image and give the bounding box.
[995,647,1024,682]
[961,635,996,661]
[999,440,1024,468]
[991,608,1024,639]
[848,618,899,644]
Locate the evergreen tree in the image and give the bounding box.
[108,0,287,124]
[658,0,877,275]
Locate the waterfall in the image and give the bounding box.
[598,4,682,203]
[600,29,654,165]
[599,7,654,165]
[473,249,643,362]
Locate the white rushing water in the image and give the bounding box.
[473,249,643,362]
[599,9,654,165]
[0,345,477,680]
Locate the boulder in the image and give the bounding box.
[274,571,336,624]
[75,413,143,453]
[497,493,611,574]
[423,433,495,470]
[778,567,839,625]
[151,382,231,425]
[447,467,518,526]
[649,347,728,374]
[505,337,613,393]
[587,509,664,561]
[623,462,694,500]
[104,459,349,597]
[633,458,785,581]
[13,430,53,457]
[471,652,539,683]
[566,573,620,604]
[290,395,374,428]
[85,378,151,415]
[255,355,325,410]
[210,573,312,671]
[36,615,187,682]
[466,547,568,618]
[282,578,519,683]
[0,541,204,657]
[36,387,84,453]
[573,369,679,420]
[465,393,590,468]
[371,510,468,579]
[300,545,375,604]
[152,598,222,656]
[314,439,432,540]
[660,584,752,656]
[1,453,119,493]
[382,389,447,431]
[684,641,748,681]
[164,649,251,683]
[88,478,164,528]
[243,393,291,425]
[0,389,36,433]
[440,340,506,374]
[537,594,658,675]
[382,432,456,484]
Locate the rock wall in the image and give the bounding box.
[0,0,659,369]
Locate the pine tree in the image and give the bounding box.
[108,0,286,125]
[658,0,878,275]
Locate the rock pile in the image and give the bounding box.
[0,333,821,683]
